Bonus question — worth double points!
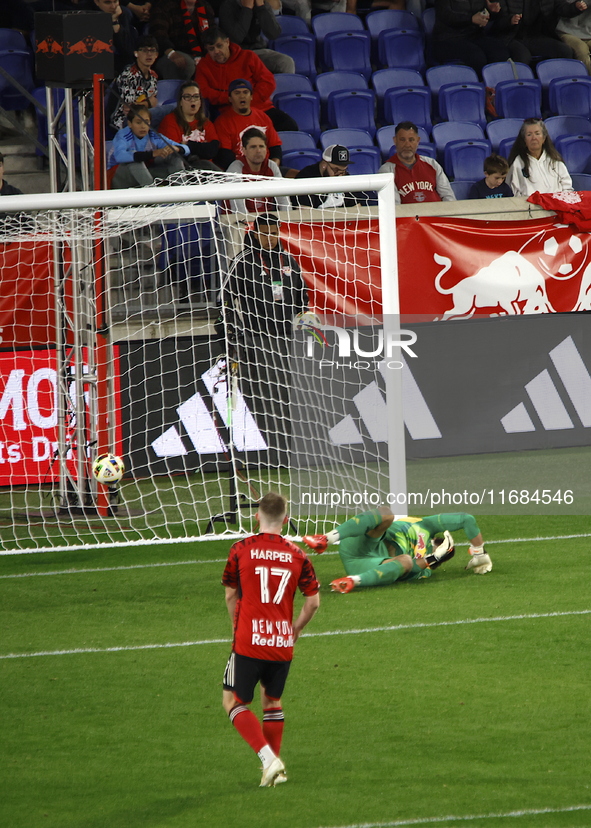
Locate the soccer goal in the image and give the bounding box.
[0,168,405,554]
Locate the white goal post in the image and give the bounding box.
[0,169,405,554]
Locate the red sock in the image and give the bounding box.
[229,705,267,754]
[263,707,285,756]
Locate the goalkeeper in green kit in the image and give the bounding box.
[303,510,492,593]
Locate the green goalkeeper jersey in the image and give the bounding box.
[383,513,481,558]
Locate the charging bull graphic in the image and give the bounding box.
[36,36,63,55]
[67,36,112,57]
[433,252,558,319]
[432,227,591,320]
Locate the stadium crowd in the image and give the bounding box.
[2,0,591,199]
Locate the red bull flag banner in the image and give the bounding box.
[281,215,591,320]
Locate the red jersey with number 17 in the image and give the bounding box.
[222,533,320,662]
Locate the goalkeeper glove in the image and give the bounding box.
[465,547,492,574]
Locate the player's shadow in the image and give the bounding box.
[74,796,200,828]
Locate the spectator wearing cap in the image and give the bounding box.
[218,0,296,74]
[196,27,298,132]
[0,153,23,197]
[292,145,365,208]
[378,121,455,204]
[226,128,290,217]
[213,79,283,169]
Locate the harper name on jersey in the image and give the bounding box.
[250,548,293,562]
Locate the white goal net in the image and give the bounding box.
[0,168,404,553]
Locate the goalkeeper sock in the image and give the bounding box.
[358,560,405,587]
[263,708,284,756]
[336,511,385,541]
[229,705,267,755]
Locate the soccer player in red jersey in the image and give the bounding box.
[222,492,320,787]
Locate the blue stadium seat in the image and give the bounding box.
[545,115,591,143]
[498,136,516,158]
[384,86,431,130]
[323,31,372,78]
[312,12,364,47]
[571,173,591,190]
[272,73,314,99]
[536,58,587,90]
[320,128,374,149]
[378,29,425,70]
[481,61,534,87]
[439,82,486,128]
[348,146,382,174]
[157,79,183,104]
[451,179,475,200]
[0,29,29,50]
[444,138,492,181]
[282,148,323,169]
[494,79,542,119]
[486,118,522,153]
[160,222,216,296]
[426,65,478,97]
[376,123,431,160]
[366,9,421,40]
[372,67,424,119]
[275,15,310,36]
[316,71,368,103]
[315,70,368,121]
[422,7,435,36]
[272,34,317,79]
[0,48,35,110]
[427,65,479,119]
[548,76,591,116]
[432,121,485,158]
[277,130,317,152]
[327,89,377,136]
[555,134,591,174]
[273,91,321,139]
[415,143,437,159]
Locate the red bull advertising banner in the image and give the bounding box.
[0,241,57,349]
[0,349,122,486]
[281,215,591,319]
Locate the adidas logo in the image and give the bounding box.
[502,335,591,433]
[329,357,442,445]
[151,360,267,457]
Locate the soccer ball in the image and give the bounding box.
[92,453,125,485]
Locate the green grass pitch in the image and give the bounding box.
[1,515,590,828]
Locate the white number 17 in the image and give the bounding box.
[254,566,292,604]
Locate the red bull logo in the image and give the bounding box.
[37,36,64,56]
[414,532,426,557]
[67,36,112,57]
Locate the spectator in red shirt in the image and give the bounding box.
[196,27,297,132]
[378,121,455,205]
[214,78,282,169]
[158,81,220,169]
[222,491,320,788]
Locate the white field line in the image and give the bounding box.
[1,530,590,558]
[312,803,591,828]
[1,532,590,579]
[1,609,589,661]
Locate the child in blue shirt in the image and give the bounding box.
[109,105,190,188]
[469,155,513,200]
